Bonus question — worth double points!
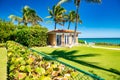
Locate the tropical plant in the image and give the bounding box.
[8,15,23,25]
[57,0,101,44]
[47,5,66,29]
[0,20,16,43]
[14,25,48,47]
[67,11,76,29]
[22,5,43,26]
[7,41,78,80]
[57,14,68,29]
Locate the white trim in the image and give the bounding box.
[56,33,62,35]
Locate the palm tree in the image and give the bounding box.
[8,15,23,25]
[22,5,43,26]
[57,14,68,29]
[22,6,30,26]
[47,5,66,29]
[31,15,43,26]
[67,11,82,30]
[67,11,76,29]
[57,0,101,44]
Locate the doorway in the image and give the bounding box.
[56,35,61,46]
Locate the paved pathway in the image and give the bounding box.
[91,46,120,50]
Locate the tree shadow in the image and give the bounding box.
[43,50,120,75]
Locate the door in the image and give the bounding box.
[65,35,69,45]
[56,35,61,46]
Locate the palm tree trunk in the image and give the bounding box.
[68,21,71,30]
[73,0,80,45]
[55,22,57,30]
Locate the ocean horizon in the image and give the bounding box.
[79,38,120,44]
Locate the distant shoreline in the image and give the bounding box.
[78,38,120,45]
[79,37,120,39]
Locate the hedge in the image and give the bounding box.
[78,40,85,44]
[14,26,48,47]
[0,19,48,47]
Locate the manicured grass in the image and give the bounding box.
[0,47,7,80]
[32,46,120,80]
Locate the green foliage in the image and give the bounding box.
[0,19,48,47]
[95,42,120,46]
[22,5,43,26]
[0,43,5,47]
[47,5,66,29]
[14,25,48,47]
[6,41,76,80]
[78,40,85,44]
[0,20,16,43]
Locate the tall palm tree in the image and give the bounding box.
[22,5,43,26]
[8,15,23,25]
[74,0,101,44]
[67,11,82,30]
[67,11,76,29]
[57,14,68,29]
[47,5,66,29]
[31,15,43,26]
[22,6,30,26]
[57,0,101,44]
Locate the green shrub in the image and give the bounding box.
[6,41,77,80]
[0,19,48,47]
[0,20,16,43]
[14,26,48,47]
[78,40,85,44]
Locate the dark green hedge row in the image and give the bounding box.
[14,26,48,47]
[95,42,120,46]
[78,40,85,44]
[0,20,48,47]
[0,20,16,43]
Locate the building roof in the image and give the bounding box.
[48,29,81,34]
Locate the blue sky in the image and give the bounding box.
[0,0,120,38]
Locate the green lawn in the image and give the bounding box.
[32,46,120,80]
[0,47,7,80]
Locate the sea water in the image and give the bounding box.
[79,38,120,44]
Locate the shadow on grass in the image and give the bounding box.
[43,50,120,75]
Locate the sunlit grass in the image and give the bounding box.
[0,47,7,80]
[32,45,120,80]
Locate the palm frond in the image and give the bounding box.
[86,0,101,3]
[57,0,71,6]
[46,16,53,19]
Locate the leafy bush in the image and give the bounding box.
[78,40,85,44]
[14,26,48,47]
[0,20,16,43]
[0,19,48,47]
[6,41,77,80]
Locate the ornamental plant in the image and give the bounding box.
[7,41,78,80]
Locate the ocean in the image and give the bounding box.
[79,38,120,44]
